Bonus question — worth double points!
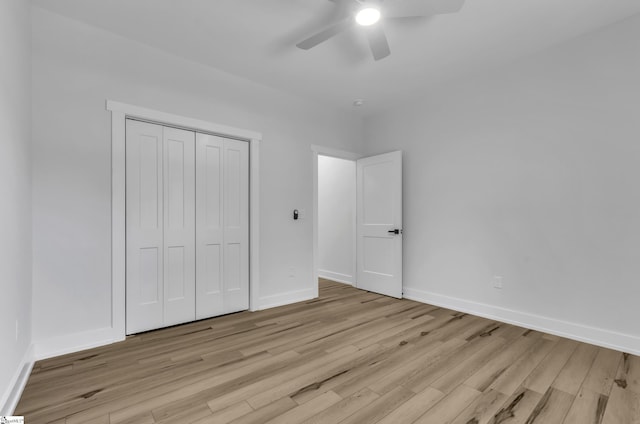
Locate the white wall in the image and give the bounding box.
[363,14,640,353]
[30,7,363,355]
[318,156,356,284]
[0,0,32,413]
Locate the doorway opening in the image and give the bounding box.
[317,155,357,286]
[312,146,360,295]
[313,146,404,299]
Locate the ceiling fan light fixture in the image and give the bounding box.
[355,7,381,26]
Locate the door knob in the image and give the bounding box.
[388,229,402,235]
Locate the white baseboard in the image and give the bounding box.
[1,343,34,416]
[318,270,354,286]
[259,288,316,310]
[34,327,124,361]
[404,287,640,356]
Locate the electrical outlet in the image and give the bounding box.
[493,276,503,290]
[16,319,19,341]
[288,267,295,278]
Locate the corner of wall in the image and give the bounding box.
[318,270,354,286]
[33,327,123,361]
[258,288,316,310]
[0,344,35,416]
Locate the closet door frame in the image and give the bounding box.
[108,100,261,342]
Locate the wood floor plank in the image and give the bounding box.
[524,387,574,424]
[82,415,110,424]
[489,338,556,396]
[551,343,599,395]
[615,352,640,395]
[465,332,543,392]
[263,391,342,424]
[301,387,379,424]
[205,344,362,413]
[113,411,156,424]
[601,384,640,424]
[412,384,481,424]
[293,342,425,404]
[13,280,638,424]
[431,335,509,394]
[376,387,445,424]
[489,387,542,424]
[581,347,623,395]
[245,344,383,409]
[344,339,463,396]
[449,388,508,424]
[562,388,608,424]
[363,337,465,396]
[338,386,414,424]
[197,401,253,424]
[95,350,299,424]
[523,338,578,394]
[561,346,623,424]
[228,396,297,424]
[154,402,213,424]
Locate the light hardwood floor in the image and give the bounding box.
[16,279,639,423]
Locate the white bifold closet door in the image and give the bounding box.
[126,120,196,334]
[195,134,249,318]
[126,119,249,335]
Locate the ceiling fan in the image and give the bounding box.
[296,0,466,61]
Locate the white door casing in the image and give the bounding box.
[221,138,250,313]
[110,100,261,344]
[356,151,403,298]
[195,134,249,318]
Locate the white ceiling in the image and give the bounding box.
[32,0,640,114]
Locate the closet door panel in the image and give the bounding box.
[139,248,161,304]
[163,127,196,327]
[223,139,249,313]
[195,134,225,319]
[224,243,241,291]
[203,244,222,294]
[126,120,164,334]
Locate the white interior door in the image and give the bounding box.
[126,120,165,334]
[196,134,249,318]
[162,126,196,327]
[356,151,403,298]
[126,120,195,334]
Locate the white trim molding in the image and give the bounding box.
[0,344,34,416]
[107,100,262,342]
[249,139,261,312]
[318,270,354,286]
[258,288,316,311]
[404,286,640,356]
[107,101,262,141]
[311,144,361,161]
[34,327,119,360]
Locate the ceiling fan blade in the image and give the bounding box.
[296,19,353,50]
[365,24,390,61]
[385,0,466,18]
